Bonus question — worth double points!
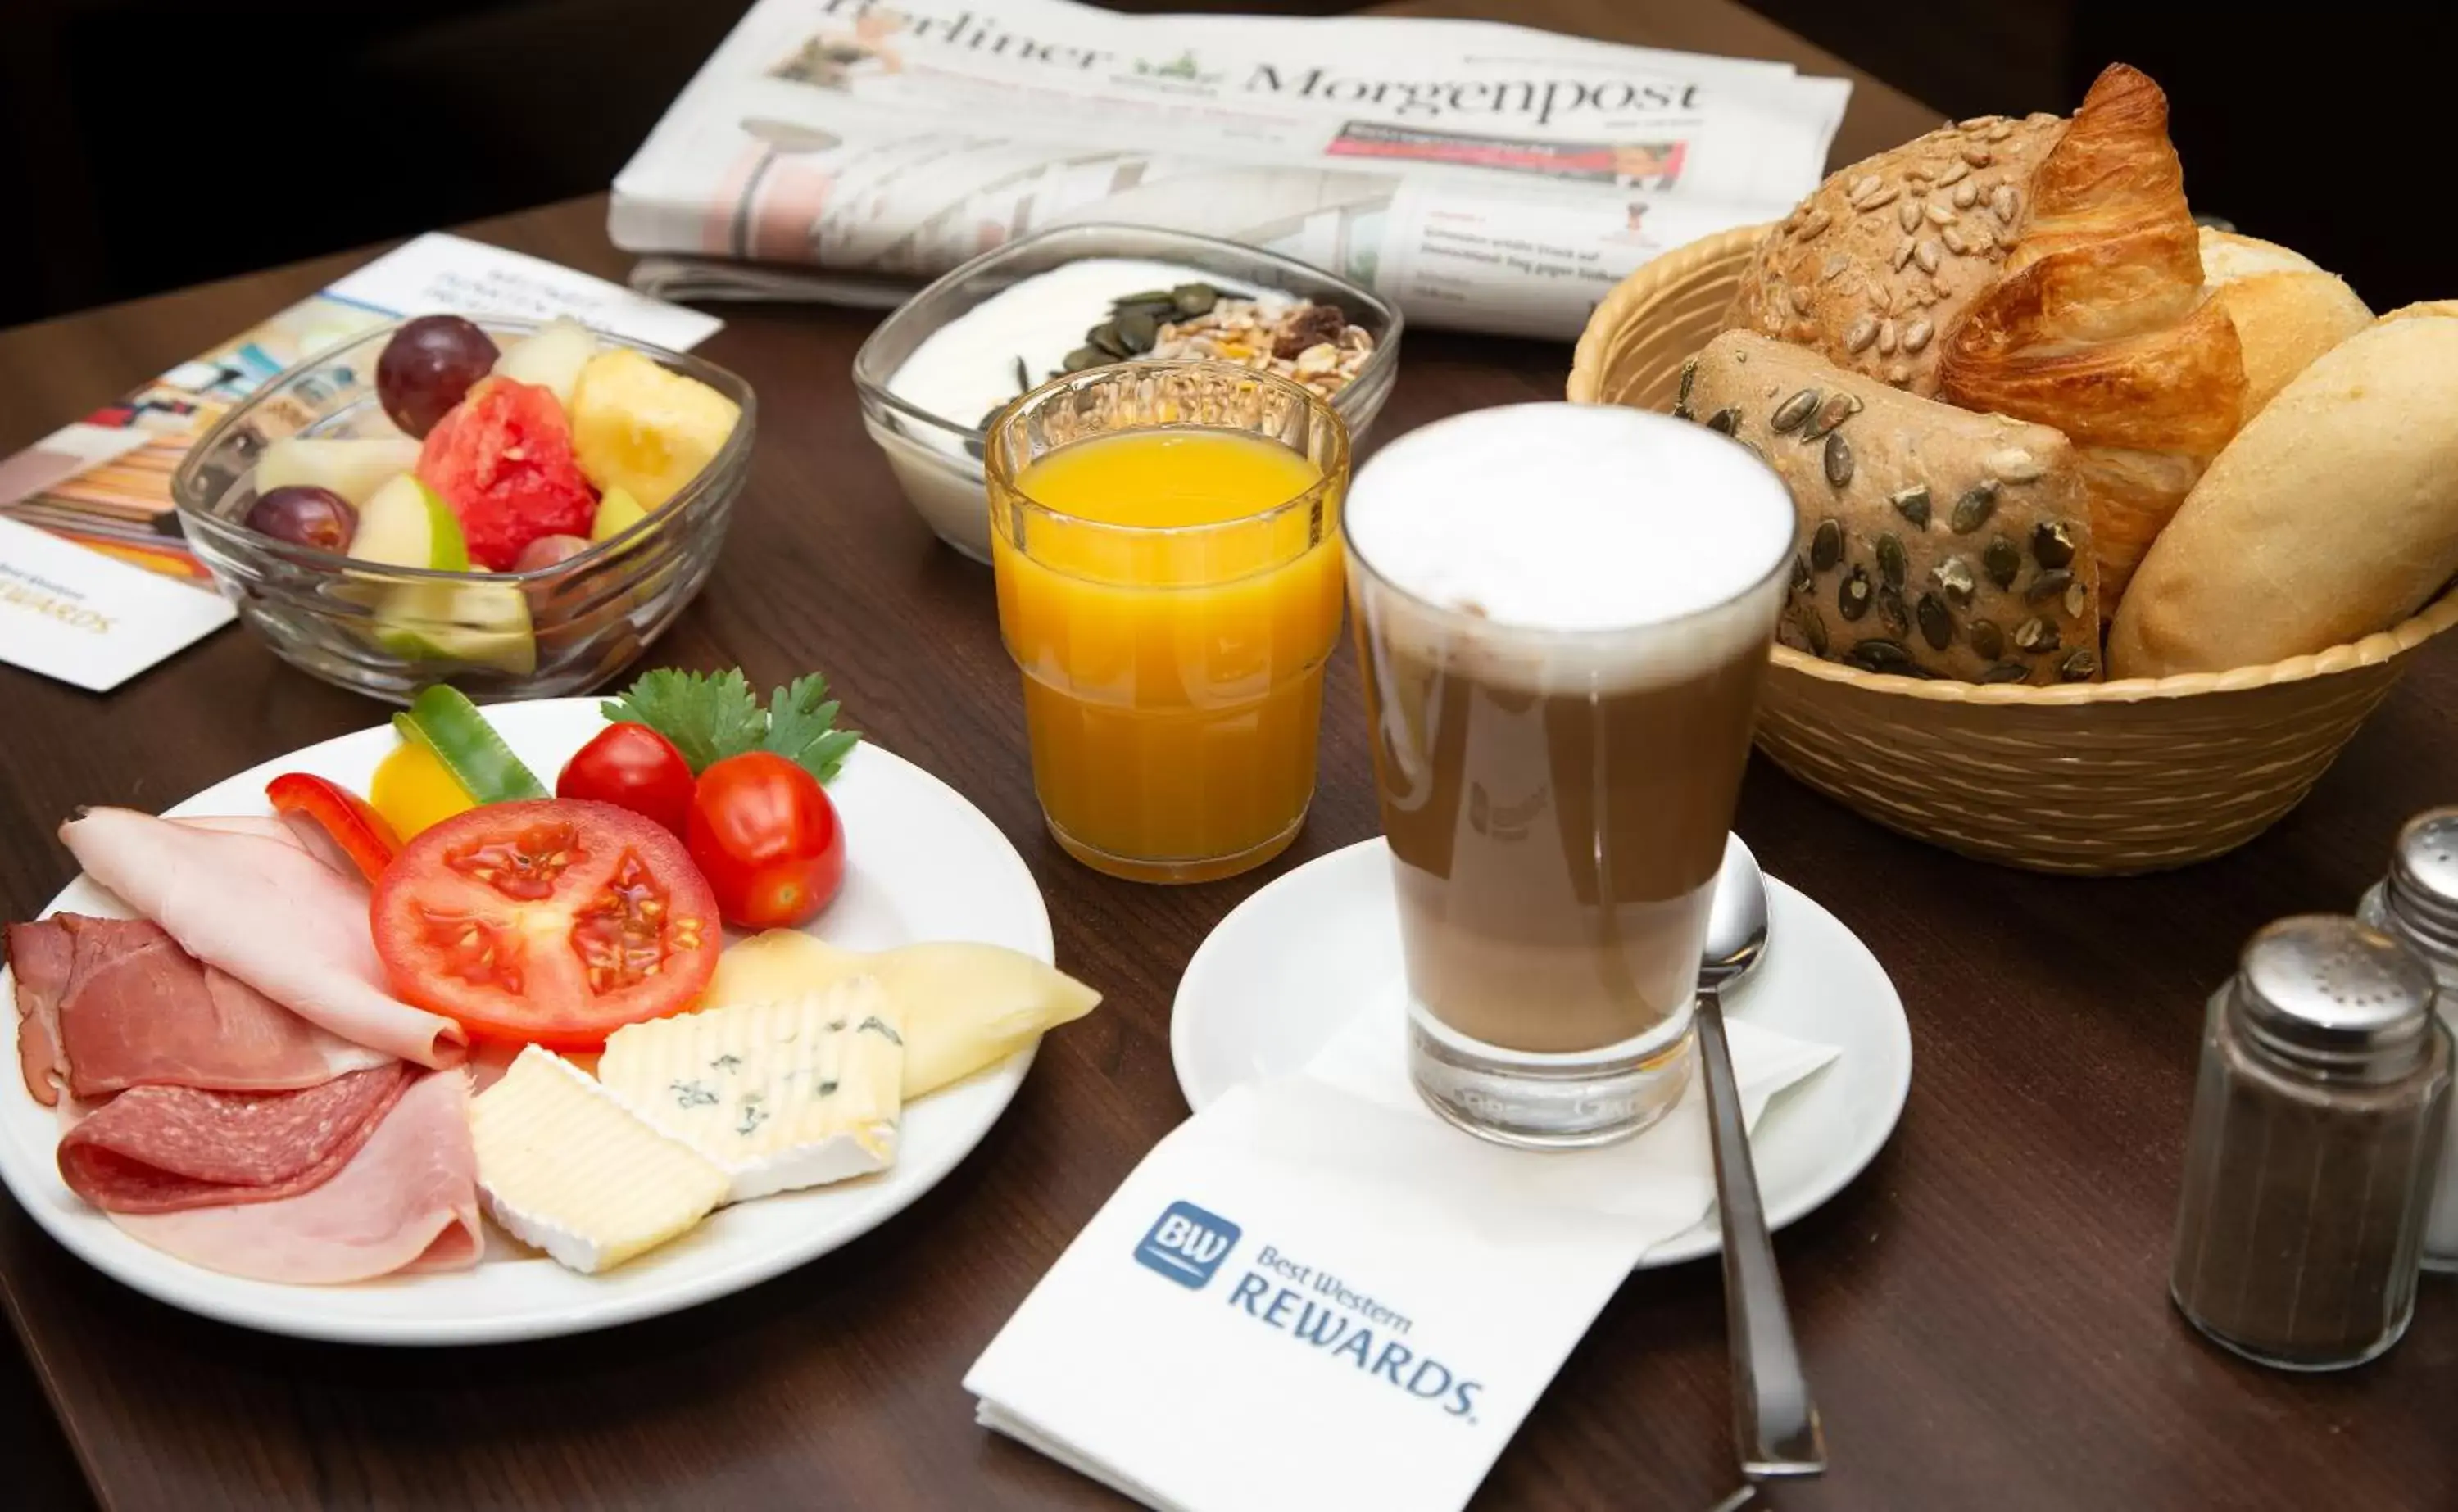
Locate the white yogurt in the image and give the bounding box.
[886,258,1272,440]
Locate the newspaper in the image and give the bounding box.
[610,0,1849,341]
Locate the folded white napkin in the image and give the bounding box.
[966,1005,1839,1512]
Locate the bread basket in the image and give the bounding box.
[1569,225,2458,875]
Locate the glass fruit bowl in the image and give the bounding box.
[851,223,1402,563]
[173,316,754,704]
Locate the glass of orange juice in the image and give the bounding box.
[984,360,1351,884]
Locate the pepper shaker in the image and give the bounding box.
[2358,806,2458,1269]
[2170,916,2450,1371]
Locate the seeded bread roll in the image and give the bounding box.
[1725,63,2247,611]
[2199,228,2371,418]
[1680,333,2102,684]
[2109,306,2458,678]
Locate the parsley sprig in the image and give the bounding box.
[601,668,861,784]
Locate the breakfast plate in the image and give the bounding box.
[1170,837,1912,1269]
[0,699,1052,1345]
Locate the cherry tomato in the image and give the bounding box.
[556,722,695,837]
[686,752,845,930]
[370,799,719,1048]
[265,773,401,884]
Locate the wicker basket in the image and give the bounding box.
[1569,225,2458,875]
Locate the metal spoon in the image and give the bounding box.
[1696,835,1825,1477]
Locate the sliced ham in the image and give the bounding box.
[6,919,74,1107]
[57,1062,411,1213]
[7,915,391,1105]
[110,1070,483,1284]
[59,808,466,1070]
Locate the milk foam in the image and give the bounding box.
[1344,404,1794,689]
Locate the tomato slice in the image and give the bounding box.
[265,773,401,884]
[369,799,719,1048]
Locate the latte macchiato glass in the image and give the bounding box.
[1343,404,1794,1148]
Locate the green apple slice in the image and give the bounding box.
[372,580,537,675]
[351,473,469,571]
[256,437,422,506]
[590,485,648,543]
[491,317,597,408]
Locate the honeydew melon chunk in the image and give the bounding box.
[370,579,537,675]
[490,317,598,409]
[255,437,423,507]
[351,473,469,571]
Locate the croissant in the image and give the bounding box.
[1724,64,2247,608]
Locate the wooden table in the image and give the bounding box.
[4,6,2454,1510]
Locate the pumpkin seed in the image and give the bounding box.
[1950,482,2000,534]
[1878,590,1911,636]
[2012,616,2060,653]
[1930,555,1977,609]
[1771,388,1821,432]
[1115,310,1158,354]
[1800,605,1830,656]
[1875,533,1907,590]
[1113,288,1172,306]
[1088,321,1128,358]
[1968,618,2005,659]
[1811,518,1844,572]
[1013,355,1032,393]
[2065,579,2088,619]
[1063,346,1104,373]
[1823,430,1854,487]
[1847,637,1914,673]
[1790,555,1813,594]
[1982,535,2020,589]
[1845,315,1880,353]
[1706,406,1741,436]
[1674,357,1698,419]
[1977,662,2031,685]
[1916,592,1952,650]
[1902,317,1934,353]
[1802,392,1862,441]
[1890,485,1932,528]
[2031,519,2077,569]
[1171,283,1219,316]
[2025,568,2075,604]
[2060,647,2098,681]
[1839,565,1873,621]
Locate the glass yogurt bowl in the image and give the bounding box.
[174,317,753,704]
[851,223,1402,563]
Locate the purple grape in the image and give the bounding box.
[511,534,592,573]
[376,315,500,438]
[244,486,357,551]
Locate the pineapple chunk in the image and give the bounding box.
[567,347,740,509]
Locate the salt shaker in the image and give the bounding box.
[2358,806,2458,1269]
[2170,916,2450,1371]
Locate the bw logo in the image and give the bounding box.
[1133,1200,1240,1289]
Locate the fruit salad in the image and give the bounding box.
[238,315,741,674]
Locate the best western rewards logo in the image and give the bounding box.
[1130,1201,1485,1421]
[1133,1200,1240,1289]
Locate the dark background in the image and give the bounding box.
[2,1,2452,331]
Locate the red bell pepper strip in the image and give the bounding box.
[265,773,402,884]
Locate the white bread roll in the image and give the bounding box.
[2198,228,2371,417]
[2109,305,2458,677]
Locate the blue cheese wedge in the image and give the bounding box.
[469,1044,729,1274]
[596,976,906,1202]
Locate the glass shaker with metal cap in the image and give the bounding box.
[2170,915,2450,1371]
[2359,806,2458,1269]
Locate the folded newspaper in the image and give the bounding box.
[611,0,1850,341]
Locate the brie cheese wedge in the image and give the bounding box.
[469,1044,729,1274]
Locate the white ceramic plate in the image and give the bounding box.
[0,699,1052,1345]
[1171,838,1912,1269]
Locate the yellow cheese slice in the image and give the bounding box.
[705,932,1100,1098]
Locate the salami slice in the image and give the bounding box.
[57,1063,414,1214]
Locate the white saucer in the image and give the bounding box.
[1170,838,1912,1269]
